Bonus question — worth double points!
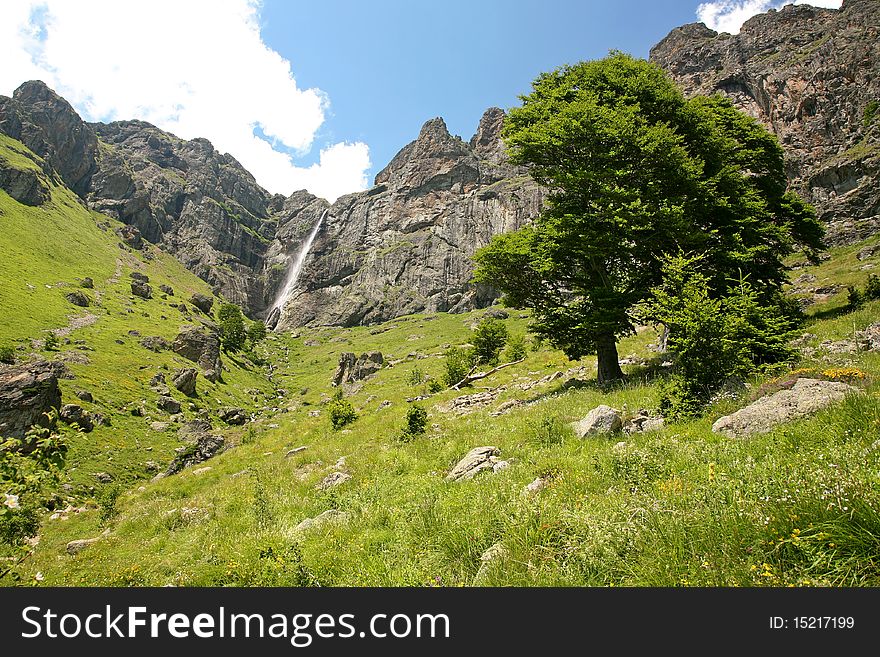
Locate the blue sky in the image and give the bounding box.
[0,1,842,201]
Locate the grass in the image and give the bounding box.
[2,132,880,587]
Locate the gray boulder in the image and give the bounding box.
[446,446,500,482]
[164,433,225,476]
[219,407,247,425]
[190,293,213,314]
[130,272,149,283]
[0,360,63,443]
[571,405,622,437]
[81,277,94,289]
[157,396,182,414]
[712,378,858,438]
[172,368,198,397]
[59,404,94,432]
[159,284,174,296]
[331,351,383,387]
[65,290,90,307]
[139,336,171,352]
[130,279,152,299]
[172,327,222,378]
[293,509,350,535]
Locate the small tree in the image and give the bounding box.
[247,320,267,346]
[443,346,475,387]
[218,303,247,353]
[43,333,59,352]
[399,404,428,442]
[328,390,357,430]
[472,318,509,365]
[505,333,527,362]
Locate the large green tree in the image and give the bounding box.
[473,53,822,383]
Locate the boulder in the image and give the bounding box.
[331,351,384,386]
[172,327,222,377]
[0,163,50,205]
[317,471,352,490]
[190,293,214,314]
[66,537,100,555]
[571,405,622,437]
[139,336,171,352]
[164,433,225,476]
[219,407,247,425]
[59,404,94,432]
[172,368,198,397]
[65,291,90,307]
[623,410,665,434]
[81,277,94,289]
[75,390,93,403]
[712,378,858,438]
[157,396,182,414]
[159,284,174,296]
[0,360,63,442]
[130,279,152,299]
[130,272,149,283]
[115,225,143,249]
[446,446,501,482]
[293,509,350,535]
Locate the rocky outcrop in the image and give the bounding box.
[650,0,880,246]
[164,433,225,476]
[172,327,222,379]
[0,162,49,205]
[65,291,90,307]
[59,404,94,432]
[331,351,384,387]
[445,446,502,482]
[171,368,198,396]
[712,377,857,437]
[272,111,544,328]
[0,360,63,442]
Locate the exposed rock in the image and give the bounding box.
[0,162,50,205]
[130,272,149,283]
[437,390,503,415]
[94,472,112,483]
[189,293,213,314]
[159,284,174,296]
[292,509,350,535]
[650,0,880,246]
[446,446,501,482]
[171,368,198,397]
[285,446,307,458]
[140,336,171,352]
[178,419,213,440]
[0,360,63,442]
[483,308,509,320]
[712,377,857,437]
[80,277,94,289]
[66,537,100,555]
[857,244,880,261]
[164,433,225,476]
[75,390,93,403]
[150,421,170,432]
[219,407,247,425]
[157,396,182,414]
[59,404,94,432]
[331,351,383,386]
[474,542,508,584]
[130,279,152,299]
[172,327,222,377]
[317,471,352,490]
[571,405,623,438]
[65,291,90,307]
[623,410,665,434]
[523,477,548,495]
[115,224,143,249]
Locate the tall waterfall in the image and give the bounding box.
[267,210,326,328]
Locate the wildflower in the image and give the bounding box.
[3,493,19,509]
[708,462,716,483]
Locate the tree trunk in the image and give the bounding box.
[596,333,624,384]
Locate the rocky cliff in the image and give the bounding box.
[268,110,544,329]
[650,0,880,246]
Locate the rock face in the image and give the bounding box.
[0,162,50,205]
[331,351,384,386]
[571,405,623,438]
[650,0,880,246]
[172,327,222,379]
[0,360,63,442]
[272,112,544,328]
[172,368,198,396]
[712,377,857,437]
[164,433,225,476]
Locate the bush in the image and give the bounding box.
[443,346,475,387]
[472,318,508,365]
[43,332,59,351]
[218,303,247,353]
[847,285,865,311]
[328,391,357,430]
[247,320,267,346]
[505,333,527,361]
[0,345,14,364]
[403,404,428,437]
[96,484,121,525]
[647,255,797,420]
[426,378,444,394]
[865,274,880,301]
[406,367,425,387]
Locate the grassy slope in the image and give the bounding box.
[3,132,880,587]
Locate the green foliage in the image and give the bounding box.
[0,417,68,547]
[646,254,797,419]
[218,303,247,353]
[406,367,425,387]
[247,320,267,346]
[864,100,879,128]
[43,332,59,351]
[475,52,822,383]
[0,345,14,364]
[328,390,357,430]
[426,378,444,394]
[403,404,428,439]
[251,544,321,587]
[96,484,121,526]
[505,333,527,361]
[847,285,865,311]
[442,346,475,387]
[864,274,880,301]
[472,318,508,366]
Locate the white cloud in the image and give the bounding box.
[0,0,370,202]
[696,0,843,34]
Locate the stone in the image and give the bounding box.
[0,162,50,205]
[66,537,100,555]
[75,390,93,403]
[0,360,63,442]
[219,407,247,425]
[446,446,500,482]
[80,277,94,289]
[474,542,508,583]
[59,404,94,432]
[171,368,198,396]
[159,284,174,296]
[130,279,152,299]
[316,471,352,490]
[285,446,307,458]
[65,291,90,307]
[157,396,182,414]
[712,378,858,438]
[292,509,350,535]
[190,293,214,314]
[331,351,384,386]
[523,477,547,495]
[115,225,143,249]
[130,272,149,283]
[150,421,170,432]
[571,405,622,438]
[94,472,112,483]
[857,245,880,261]
[172,327,222,377]
[623,410,665,434]
[140,336,171,352]
[178,419,213,440]
[164,433,225,476]
[483,308,509,320]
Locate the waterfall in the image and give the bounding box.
[267,210,326,328]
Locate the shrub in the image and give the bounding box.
[406,367,425,387]
[247,320,267,345]
[865,274,880,301]
[847,285,865,310]
[426,378,444,394]
[328,391,357,430]
[218,303,247,353]
[0,345,14,364]
[404,404,428,437]
[505,333,527,361]
[43,332,59,351]
[472,318,508,365]
[443,346,475,387]
[96,484,121,525]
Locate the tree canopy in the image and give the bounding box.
[473,52,822,383]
